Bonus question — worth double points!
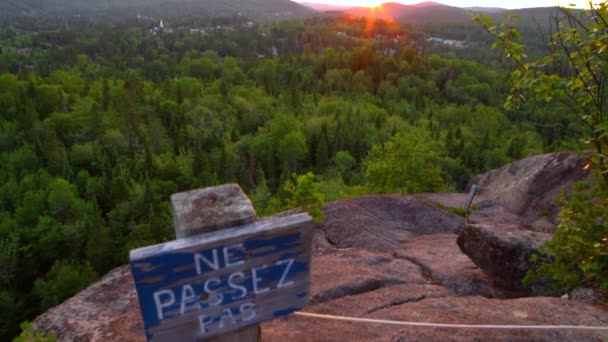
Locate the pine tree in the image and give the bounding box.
[102,79,110,111]
[315,131,329,173]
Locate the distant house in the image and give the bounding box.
[215,25,234,32]
[379,48,397,56]
[427,37,466,48]
[190,28,208,36]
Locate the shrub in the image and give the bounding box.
[524,181,608,292]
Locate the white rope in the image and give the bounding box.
[293,311,608,331]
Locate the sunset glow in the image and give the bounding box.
[314,0,386,6]
[364,5,394,34]
[295,0,596,9]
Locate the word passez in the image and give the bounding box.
[152,243,296,334]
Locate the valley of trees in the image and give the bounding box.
[0,10,590,340]
[0,0,313,22]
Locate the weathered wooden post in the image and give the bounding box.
[129,184,313,342]
[464,184,479,224]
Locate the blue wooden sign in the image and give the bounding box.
[129,213,313,342]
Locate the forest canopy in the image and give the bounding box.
[0,11,586,340]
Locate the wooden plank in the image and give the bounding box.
[464,184,480,223]
[129,184,313,342]
[170,184,257,239]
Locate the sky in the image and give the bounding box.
[294,0,595,9]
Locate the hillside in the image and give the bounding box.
[299,2,354,11]
[0,0,314,21]
[341,2,578,27]
[466,6,506,13]
[345,2,473,23]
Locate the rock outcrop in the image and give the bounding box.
[395,234,505,298]
[265,295,608,342]
[33,232,608,342]
[320,195,465,250]
[33,266,143,342]
[457,224,552,294]
[33,152,608,342]
[468,151,589,232]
